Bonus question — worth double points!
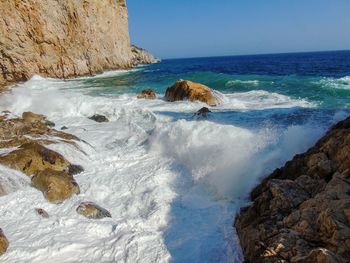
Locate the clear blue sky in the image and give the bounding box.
[127,0,350,59]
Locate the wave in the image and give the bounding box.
[225,79,260,87]
[316,76,350,90]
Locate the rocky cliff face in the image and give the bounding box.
[0,0,133,86]
[235,117,350,262]
[131,45,160,65]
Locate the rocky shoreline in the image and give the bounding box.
[235,117,350,262]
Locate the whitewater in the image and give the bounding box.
[0,67,348,262]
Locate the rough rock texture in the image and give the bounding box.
[0,112,83,202]
[131,45,160,65]
[0,229,9,256]
[165,80,219,106]
[0,0,132,86]
[32,169,80,203]
[76,201,112,219]
[137,89,156,99]
[235,117,350,263]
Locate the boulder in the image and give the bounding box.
[31,169,80,203]
[0,228,8,256]
[76,201,111,219]
[88,114,109,123]
[235,116,350,263]
[165,80,219,106]
[137,89,156,99]
[0,142,71,176]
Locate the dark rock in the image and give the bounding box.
[88,114,109,123]
[68,164,84,175]
[35,208,49,218]
[61,126,68,130]
[195,107,211,118]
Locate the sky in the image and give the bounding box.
[127,0,350,59]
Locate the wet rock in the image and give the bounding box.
[61,126,68,130]
[88,114,109,123]
[32,169,80,203]
[68,164,84,176]
[235,116,350,263]
[165,80,219,106]
[0,228,9,256]
[0,142,71,176]
[35,208,49,218]
[195,107,211,118]
[137,89,156,99]
[76,201,111,219]
[22,112,55,127]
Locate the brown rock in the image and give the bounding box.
[131,45,160,65]
[76,202,111,219]
[32,169,80,203]
[165,80,219,106]
[22,112,54,127]
[0,228,9,256]
[0,142,71,176]
[235,116,350,263]
[0,0,133,86]
[137,89,156,99]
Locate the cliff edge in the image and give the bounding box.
[235,117,350,262]
[0,0,154,86]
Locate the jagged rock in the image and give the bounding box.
[0,142,71,176]
[165,80,219,106]
[235,116,350,263]
[137,89,156,99]
[76,202,112,219]
[131,45,160,65]
[35,208,49,218]
[0,0,133,86]
[88,114,109,123]
[22,112,55,127]
[0,228,9,256]
[32,169,80,203]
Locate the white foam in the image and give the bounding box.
[317,76,350,90]
[0,75,323,262]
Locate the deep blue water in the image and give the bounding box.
[80,50,350,110]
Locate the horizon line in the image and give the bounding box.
[160,48,350,61]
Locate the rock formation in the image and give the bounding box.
[235,117,350,263]
[0,229,9,256]
[0,112,83,202]
[165,80,219,106]
[0,0,145,86]
[137,88,157,99]
[76,201,112,219]
[131,45,160,65]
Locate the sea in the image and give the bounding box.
[0,50,349,262]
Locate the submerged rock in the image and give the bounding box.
[0,228,9,256]
[35,208,49,218]
[88,114,109,123]
[76,201,111,219]
[195,107,211,118]
[137,89,156,99]
[32,169,80,203]
[235,116,350,263]
[165,80,219,106]
[0,142,71,176]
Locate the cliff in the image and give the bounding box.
[0,0,134,86]
[235,117,350,262]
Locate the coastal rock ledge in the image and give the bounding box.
[235,116,350,263]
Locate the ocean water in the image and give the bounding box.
[0,50,350,262]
